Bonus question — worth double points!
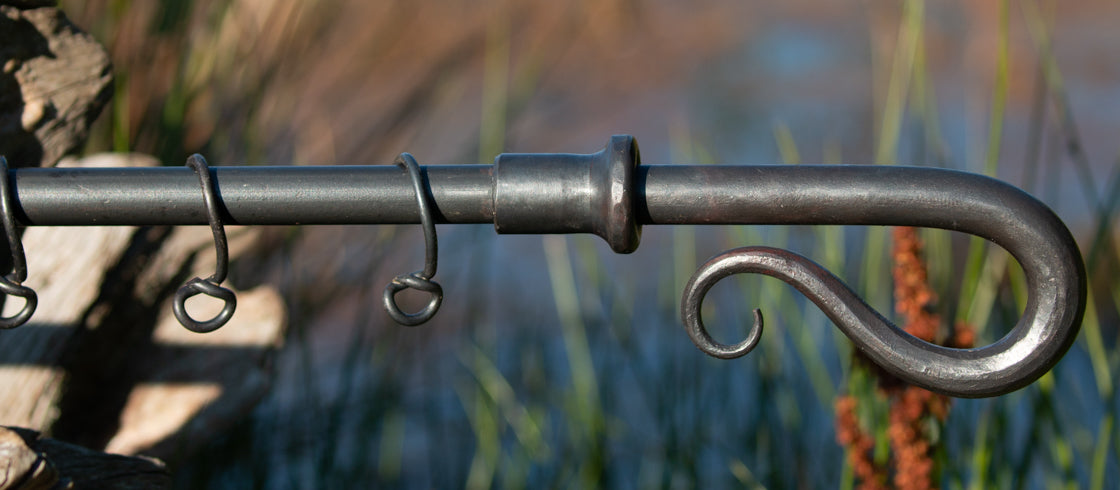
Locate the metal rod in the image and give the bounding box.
[14,161,1069,231]
[0,135,1087,397]
[12,165,495,226]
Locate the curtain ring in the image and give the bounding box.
[383,153,443,326]
[0,156,36,329]
[173,154,237,333]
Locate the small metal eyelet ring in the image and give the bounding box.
[173,277,237,333]
[0,156,36,329]
[383,152,442,326]
[174,154,237,333]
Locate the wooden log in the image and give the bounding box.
[0,4,112,168]
[0,426,170,490]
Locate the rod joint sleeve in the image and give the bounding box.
[492,135,641,253]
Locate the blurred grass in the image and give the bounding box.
[52,0,1120,488]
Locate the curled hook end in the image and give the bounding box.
[0,278,36,329]
[681,258,765,359]
[681,243,1085,398]
[173,277,237,333]
[682,247,768,359]
[383,273,442,326]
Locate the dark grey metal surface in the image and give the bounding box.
[495,135,640,253]
[11,165,495,226]
[0,157,35,329]
[382,153,443,326]
[653,164,1086,397]
[172,155,237,333]
[0,135,1087,397]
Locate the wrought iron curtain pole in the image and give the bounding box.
[0,136,1086,398]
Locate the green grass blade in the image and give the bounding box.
[1090,414,1113,490]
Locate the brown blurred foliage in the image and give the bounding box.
[59,0,751,165]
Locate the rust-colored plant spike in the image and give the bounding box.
[835,227,975,490]
[891,227,940,344]
[835,395,889,489]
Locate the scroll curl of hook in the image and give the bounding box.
[0,156,36,329]
[383,152,442,326]
[682,242,1082,398]
[173,154,237,333]
[668,165,1089,398]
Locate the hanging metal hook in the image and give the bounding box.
[0,156,36,329]
[173,154,237,333]
[669,165,1086,398]
[383,152,443,326]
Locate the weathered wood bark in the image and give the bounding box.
[0,3,112,168]
[0,426,170,490]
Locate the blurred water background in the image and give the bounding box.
[57,0,1120,487]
